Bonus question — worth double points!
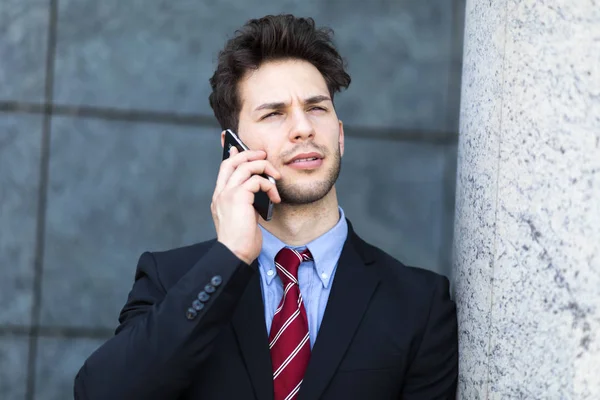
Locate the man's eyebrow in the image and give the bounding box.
[304,95,331,105]
[254,95,332,112]
[255,101,287,112]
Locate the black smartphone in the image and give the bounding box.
[222,129,275,221]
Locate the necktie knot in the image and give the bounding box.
[274,247,313,285]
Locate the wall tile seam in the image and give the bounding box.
[0,101,459,144]
[26,2,58,400]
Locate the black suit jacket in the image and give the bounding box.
[74,221,458,399]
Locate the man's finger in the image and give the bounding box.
[241,175,281,203]
[214,149,268,194]
[225,160,281,189]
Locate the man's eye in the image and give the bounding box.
[262,112,281,120]
[309,106,326,112]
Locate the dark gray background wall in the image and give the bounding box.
[0,1,465,399]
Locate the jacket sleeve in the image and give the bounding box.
[73,241,255,400]
[400,276,459,400]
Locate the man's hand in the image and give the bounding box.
[211,147,281,265]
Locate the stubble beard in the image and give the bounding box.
[276,145,342,205]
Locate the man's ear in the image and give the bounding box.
[220,130,226,148]
[338,120,345,157]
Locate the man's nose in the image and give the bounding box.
[289,109,315,142]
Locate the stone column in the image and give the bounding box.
[453,0,599,398]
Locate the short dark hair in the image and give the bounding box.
[209,14,351,131]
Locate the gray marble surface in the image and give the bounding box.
[454,0,600,398]
[0,336,28,400]
[39,116,453,330]
[35,337,107,400]
[52,0,456,132]
[452,0,505,397]
[0,0,49,102]
[0,116,43,326]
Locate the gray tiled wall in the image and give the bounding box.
[0,337,29,400]
[52,0,456,132]
[0,0,49,102]
[0,0,465,398]
[0,116,42,326]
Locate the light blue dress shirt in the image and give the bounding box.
[257,207,348,348]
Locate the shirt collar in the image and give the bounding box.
[258,207,348,288]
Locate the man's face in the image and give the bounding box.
[232,59,344,205]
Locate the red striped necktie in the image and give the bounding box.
[269,247,313,400]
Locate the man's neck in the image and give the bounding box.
[260,188,341,246]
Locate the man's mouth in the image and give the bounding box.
[285,152,324,169]
[286,152,323,164]
[290,157,319,163]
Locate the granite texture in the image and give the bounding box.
[40,118,222,329]
[0,336,28,400]
[452,0,506,397]
[40,117,453,330]
[0,0,49,102]
[35,337,107,400]
[52,0,456,132]
[455,0,600,398]
[0,116,42,326]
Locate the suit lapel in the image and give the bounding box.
[299,227,380,400]
[232,261,274,400]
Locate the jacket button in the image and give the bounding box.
[198,291,210,302]
[211,275,222,287]
[192,299,204,311]
[186,307,197,320]
[204,284,216,294]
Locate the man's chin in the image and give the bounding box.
[277,155,341,205]
[282,165,322,176]
[277,183,333,206]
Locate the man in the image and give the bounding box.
[74,14,458,400]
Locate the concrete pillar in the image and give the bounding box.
[453,0,599,398]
